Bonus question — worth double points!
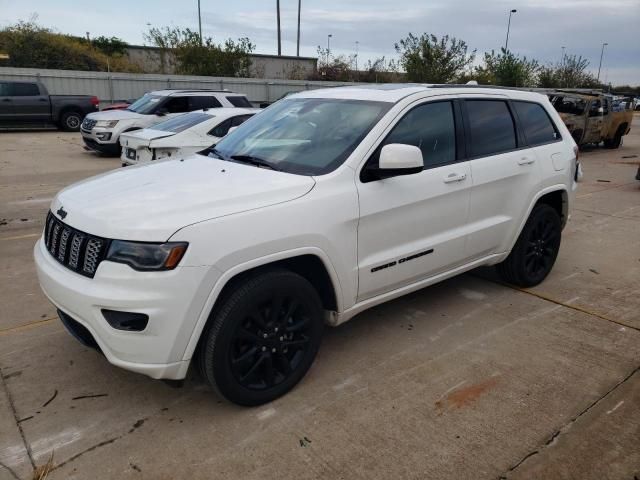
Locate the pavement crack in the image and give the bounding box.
[572,207,640,223]
[499,366,640,479]
[0,366,36,470]
[53,436,121,471]
[0,461,21,480]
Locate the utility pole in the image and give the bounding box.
[327,34,332,65]
[355,41,359,80]
[597,42,608,81]
[277,0,282,56]
[296,0,302,57]
[504,9,517,52]
[197,0,202,45]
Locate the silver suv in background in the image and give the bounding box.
[80,89,253,155]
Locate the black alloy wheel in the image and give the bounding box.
[496,204,562,287]
[199,269,324,406]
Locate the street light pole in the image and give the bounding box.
[277,0,282,56]
[355,41,359,73]
[197,0,202,45]
[296,0,302,57]
[504,9,517,52]
[597,42,608,81]
[327,34,332,65]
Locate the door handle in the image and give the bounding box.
[443,172,467,183]
[518,156,535,165]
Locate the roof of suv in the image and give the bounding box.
[149,89,248,97]
[292,84,549,104]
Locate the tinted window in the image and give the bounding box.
[163,97,189,113]
[551,96,586,115]
[189,96,222,110]
[208,118,232,137]
[0,83,7,96]
[588,100,602,117]
[231,114,254,126]
[7,82,40,96]
[150,112,212,133]
[375,101,456,168]
[466,100,516,157]
[227,96,252,107]
[513,101,559,146]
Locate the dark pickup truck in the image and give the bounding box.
[0,81,99,131]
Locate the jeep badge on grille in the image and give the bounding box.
[56,206,67,219]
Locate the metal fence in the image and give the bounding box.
[0,67,359,107]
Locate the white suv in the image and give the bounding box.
[80,89,253,155]
[35,85,580,405]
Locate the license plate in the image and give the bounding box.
[126,148,136,160]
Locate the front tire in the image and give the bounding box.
[60,111,83,132]
[198,269,324,406]
[496,204,562,287]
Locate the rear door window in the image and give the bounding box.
[465,100,517,157]
[6,82,40,96]
[189,96,223,110]
[513,101,560,146]
[226,96,252,107]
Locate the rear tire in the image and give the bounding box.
[60,111,82,132]
[198,269,324,406]
[496,204,562,287]
[604,133,622,149]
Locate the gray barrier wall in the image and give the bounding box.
[0,67,359,107]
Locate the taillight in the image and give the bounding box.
[90,96,100,106]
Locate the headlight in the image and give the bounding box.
[105,241,188,271]
[96,120,119,128]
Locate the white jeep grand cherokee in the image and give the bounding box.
[35,85,580,406]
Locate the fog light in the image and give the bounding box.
[96,132,112,141]
[102,309,149,331]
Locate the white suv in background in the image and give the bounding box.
[35,85,580,406]
[80,89,253,155]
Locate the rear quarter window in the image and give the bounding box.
[513,101,560,146]
[7,82,40,96]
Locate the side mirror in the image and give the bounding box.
[156,108,168,116]
[367,144,423,180]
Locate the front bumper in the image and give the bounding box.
[34,237,213,380]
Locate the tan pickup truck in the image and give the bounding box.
[548,92,633,148]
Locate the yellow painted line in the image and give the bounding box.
[0,233,40,242]
[0,317,57,337]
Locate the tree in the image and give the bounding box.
[144,26,254,77]
[312,46,354,81]
[0,20,139,72]
[538,54,600,88]
[91,36,128,57]
[476,48,539,87]
[394,33,475,83]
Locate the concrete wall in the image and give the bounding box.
[123,46,317,80]
[0,66,357,107]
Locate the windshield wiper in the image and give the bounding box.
[230,155,280,171]
[202,147,224,159]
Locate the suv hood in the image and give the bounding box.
[51,155,315,241]
[120,129,175,149]
[87,109,148,121]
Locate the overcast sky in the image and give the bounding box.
[2,0,639,84]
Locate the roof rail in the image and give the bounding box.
[166,89,232,94]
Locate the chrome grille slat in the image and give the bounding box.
[43,211,108,278]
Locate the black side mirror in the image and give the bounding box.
[156,108,168,116]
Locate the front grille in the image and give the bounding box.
[81,118,97,131]
[44,211,109,278]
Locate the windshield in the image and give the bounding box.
[212,98,390,175]
[150,112,212,133]
[127,94,162,114]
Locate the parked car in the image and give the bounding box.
[120,108,258,166]
[101,100,134,111]
[35,85,580,406]
[80,89,253,156]
[0,80,99,131]
[549,91,633,148]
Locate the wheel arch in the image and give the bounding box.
[505,185,569,256]
[182,248,343,362]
